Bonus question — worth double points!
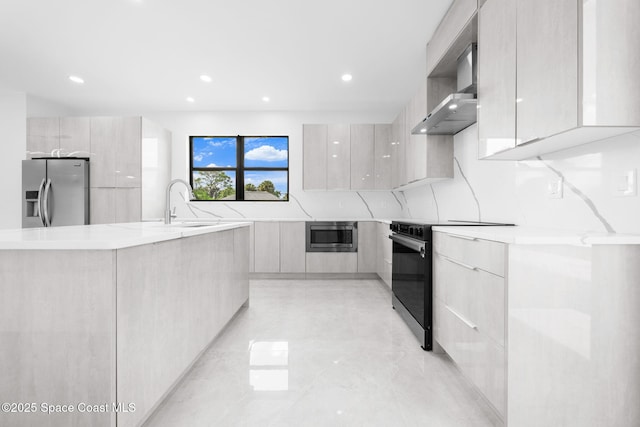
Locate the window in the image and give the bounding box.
[190,136,289,201]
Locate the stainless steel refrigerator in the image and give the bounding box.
[22,158,89,228]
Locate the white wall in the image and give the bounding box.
[145,111,405,220]
[26,94,78,117]
[402,124,640,234]
[0,92,27,229]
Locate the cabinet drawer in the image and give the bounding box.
[435,300,506,417]
[306,253,357,273]
[434,252,505,347]
[433,231,505,276]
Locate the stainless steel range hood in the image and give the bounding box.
[412,44,477,135]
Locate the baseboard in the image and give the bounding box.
[250,272,379,280]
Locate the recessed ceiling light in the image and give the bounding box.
[332,140,340,144]
[186,97,195,103]
[200,75,212,83]
[262,96,270,102]
[341,74,353,82]
[332,154,338,158]
[420,128,427,133]
[449,104,458,110]
[68,75,84,84]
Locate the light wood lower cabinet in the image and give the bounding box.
[306,252,358,273]
[357,221,377,273]
[252,221,384,275]
[280,222,306,273]
[376,222,392,288]
[254,222,280,273]
[0,227,250,427]
[433,231,506,418]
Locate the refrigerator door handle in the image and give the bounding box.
[43,178,52,227]
[37,178,46,227]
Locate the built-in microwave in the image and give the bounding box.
[305,221,358,252]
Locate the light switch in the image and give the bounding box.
[613,169,637,197]
[547,177,563,199]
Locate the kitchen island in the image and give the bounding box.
[0,221,251,427]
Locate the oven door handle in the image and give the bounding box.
[390,234,426,258]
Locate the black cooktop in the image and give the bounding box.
[390,220,514,241]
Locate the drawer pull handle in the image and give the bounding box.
[448,234,477,241]
[445,305,477,330]
[444,256,477,271]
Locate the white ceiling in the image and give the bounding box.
[0,0,453,116]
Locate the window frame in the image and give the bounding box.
[189,135,290,202]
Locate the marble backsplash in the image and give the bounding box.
[401,124,640,234]
[159,111,639,233]
[171,189,404,221]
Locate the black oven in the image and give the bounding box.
[390,220,513,351]
[390,227,432,350]
[306,221,358,252]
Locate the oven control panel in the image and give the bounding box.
[390,222,426,240]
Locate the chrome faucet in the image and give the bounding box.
[165,179,195,224]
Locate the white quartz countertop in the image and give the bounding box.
[432,225,640,246]
[0,221,252,250]
[168,217,394,223]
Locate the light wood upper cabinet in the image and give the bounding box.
[327,124,351,190]
[426,0,478,76]
[409,83,427,182]
[391,110,406,188]
[115,117,142,188]
[516,0,578,147]
[59,117,90,157]
[303,124,327,190]
[27,117,60,157]
[374,124,392,190]
[479,0,640,160]
[303,123,393,191]
[350,124,375,190]
[90,117,118,187]
[28,117,91,158]
[477,0,516,159]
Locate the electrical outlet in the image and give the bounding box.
[613,169,637,197]
[547,177,563,199]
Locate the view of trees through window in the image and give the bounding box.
[190,136,288,201]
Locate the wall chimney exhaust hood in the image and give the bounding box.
[412,44,477,136]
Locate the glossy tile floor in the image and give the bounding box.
[145,279,501,427]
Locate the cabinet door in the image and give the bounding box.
[279,222,306,273]
[254,222,280,273]
[90,117,118,187]
[115,188,141,223]
[116,117,142,188]
[374,124,392,190]
[478,0,517,158]
[350,124,375,190]
[376,222,392,288]
[305,253,357,273]
[516,0,578,145]
[303,124,327,190]
[89,188,116,224]
[390,113,403,189]
[27,117,59,158]
[327,124,350,190]
[357,221,377,273]
[410,83,427,181]
[403,105,416,184]
[59,117,90,157]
